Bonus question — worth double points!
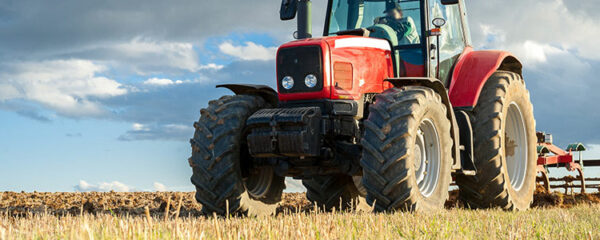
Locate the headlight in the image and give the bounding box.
[282,76,294,90]
[304,74,317,88]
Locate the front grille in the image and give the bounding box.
[277,46,323,93]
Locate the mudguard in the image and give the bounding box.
[448,47,523,108]
[217,84,278,106]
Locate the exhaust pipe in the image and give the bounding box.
[297,0,312,39]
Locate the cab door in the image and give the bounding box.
[427,0,467,86]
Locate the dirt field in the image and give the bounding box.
[1,189,600,217]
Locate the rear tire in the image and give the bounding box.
[360,87,453,212]
[456,71,537,210]
[302,175,361,211]
[189,95,285,216]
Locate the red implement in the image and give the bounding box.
[535,132,588,193]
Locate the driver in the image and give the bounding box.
[377,3,420,44]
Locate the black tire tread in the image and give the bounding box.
[189,95,283,216]
[302,175,360,211]
[456,71,536,210]
[360,86,453,212]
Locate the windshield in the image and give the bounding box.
[327,0,423,45]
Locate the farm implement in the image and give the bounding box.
[536,132,600,194]
[187,0,585,216]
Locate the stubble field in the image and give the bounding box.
[1,190,599,239]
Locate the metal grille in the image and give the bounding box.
[277,46,323,93]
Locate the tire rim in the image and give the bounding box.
[505,102,528,191]
[245,167,274,199]
[414,119,441,197]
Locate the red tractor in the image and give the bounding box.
[188,0,537,215]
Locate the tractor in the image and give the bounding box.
[188,0,537,215]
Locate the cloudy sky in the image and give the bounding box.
[0,0,599,192]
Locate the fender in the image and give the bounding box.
[216,84,278,106]
[448,47,523,108]
[385,77,462,172]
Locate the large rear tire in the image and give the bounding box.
[456,71,537,210]
[360,87,453,212]
[189,95,285,216]
[302,175,361,211]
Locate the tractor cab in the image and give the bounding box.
[283,0,471,86]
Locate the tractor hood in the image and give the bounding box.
[276,36,395,102]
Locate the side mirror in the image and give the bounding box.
[441,0,459,5]
[280,0,298,20]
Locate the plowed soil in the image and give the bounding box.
[1,189,599,217]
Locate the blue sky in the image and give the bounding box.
[1,0,600,192]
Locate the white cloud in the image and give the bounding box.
[510,41,567,66]
[468,0,600,61]
[143,78,183,86]
[73,180,183,192]
[0,59,126,117]
[164,124,190,131]
[132,123,149,131]
[199,63,224,71]
[109,38,222,75]
[477,25,569,66]
[119,123,193,141]
[142,76,218,87]
[153,182,168,192]
[519,41,553,64]
[74,180,133,192]
[112,38,201,74]
[219,41,277,61]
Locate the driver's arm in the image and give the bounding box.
[403,17,420,44]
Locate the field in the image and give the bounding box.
[1,190,599,239]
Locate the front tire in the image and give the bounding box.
[189,95,285,216]
[360,87,453,212]
[456,71,537,210]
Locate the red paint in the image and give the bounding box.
[400,60,425,77]
[278,37,517,106]
[448,47,517,108]
[537,154,574,166]
[328,37,395,100]
[277,36,394,101]
[536,141,583,173]
[537,142,575,165]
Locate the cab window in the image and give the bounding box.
[328,0,423,47]
[429,0,466,83]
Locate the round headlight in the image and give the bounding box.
[305,74,317,88]
[281,76,294,90]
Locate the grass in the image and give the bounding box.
[1,204,598,239]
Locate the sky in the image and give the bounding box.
[0,0,599,192]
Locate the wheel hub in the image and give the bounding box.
[505,102,528,191]
[415,129,426,184]
[415,119,441,197]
